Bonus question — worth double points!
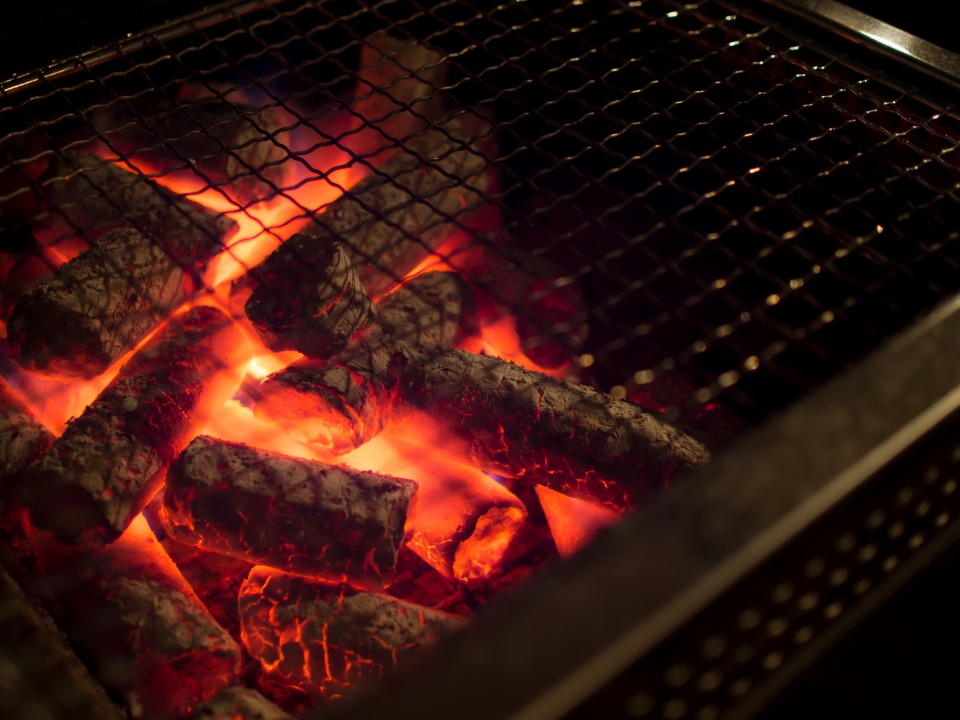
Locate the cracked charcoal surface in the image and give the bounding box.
[245,238,373,358]
[8,228,188,378]
[256,270,475,452]
[402,349,710,510]
[245,115,488,358]
[0,379,53,481]
[32,519,242,720]
[93,90,289,204]
[19,306,245,544]
[239,568,464,700]
[39,151,236,260]
[0,564,125,720]
[162,435,416,584]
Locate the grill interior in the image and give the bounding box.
[4,0,960,431]
[4,0,960,718]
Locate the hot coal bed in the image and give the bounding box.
[5,1,960,719]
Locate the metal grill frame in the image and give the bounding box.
[4,2,960,719]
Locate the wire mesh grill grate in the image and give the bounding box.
[3,0,960,432]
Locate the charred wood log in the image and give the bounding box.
[190,687,293,720]
[0,379,53,481]
[347,32,447,160]
[30,516,242,719]
[0,565,125,720]
[93,86,289,204]
[36,150,236,259]
[244,116,489,356]
[239,567,464,700]
[255,270,476,452]
[19,305,246,544]
[144,494,253,640]
[0,380,53,584]
[401,349,710,510]
[244,238,373,358]
[161,435,417,586]
[7,228,190,378]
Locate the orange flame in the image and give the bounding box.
[535,485,622,559]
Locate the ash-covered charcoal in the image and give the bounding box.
[244,238,373,358]
[347,32,448,159]
[245,115,488,349]
[35,151,236,258]
[161,435,416,585]
[256,271,476,452]
[144,495,253,638]
[0,565,125,720]
[93,87,289,204]
[0,380,54,583]
[190,687,293,720]
[30,516,242,720]
[19,306,246,545]
[401,349,710,511]
[239,567,464,700]
[0,379,53,481]
[7,228,189,378]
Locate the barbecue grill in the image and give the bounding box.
[3,1,960,718]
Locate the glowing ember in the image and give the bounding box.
[239,567,463,701]
[161,435,416,587]
[29,515,243,718]
[535,485,622,559]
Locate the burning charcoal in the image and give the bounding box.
[8,228,189,378]
[386,547,472,617]
[0,379,54,582]
[400,349,710,511]
[93,87,289,204]
[144,495,253,638]
[452,240,590,369]
[190,687,293,720]
[256,270,476,452]
[0,378,53,481]
[348,32,448,159]
[30,516,242,719]
[245,115,489,354]
[35,150,236,258]
[244,238,373,358]
[19,305,247,544]
[239,567,464,701]
[161,435,417,585]
[0,565,125,720]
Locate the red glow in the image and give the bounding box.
[535,485,622,559]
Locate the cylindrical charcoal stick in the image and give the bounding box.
[244,238,373,358]
[30,516,242,720]
[347,32,448,160]
[190,687,293,720]
[239,567,464,700]
[8,227,189,378]
[19,305,247,544]
[94,88,289,204]
[0,565,125,720]
[161,435,417,585]
[244,116,488,356]
[255,270,475,452]
[401,349,710,511]
[0,378,53,481]
[0,379,54,582]
[36,151,236,259]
